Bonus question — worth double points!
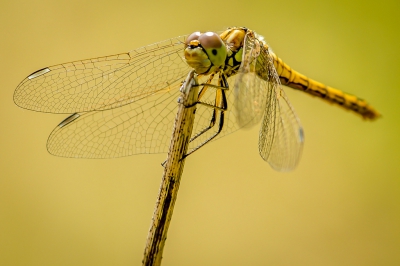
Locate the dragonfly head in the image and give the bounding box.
[184,31,227,74]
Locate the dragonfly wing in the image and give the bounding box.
[233,72,267,129]
[232,30,267,129]
[46,73,242,158]
[14,36,190,113]
[257,44,304,171]
[47,83,182,158]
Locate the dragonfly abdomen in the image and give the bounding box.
[272,54,380,120]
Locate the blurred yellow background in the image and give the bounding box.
[1,0,399,265]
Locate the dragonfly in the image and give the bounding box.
[14,27,380,171]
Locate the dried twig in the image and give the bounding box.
[142,70,199,266]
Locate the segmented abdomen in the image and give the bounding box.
[271,53,380,120]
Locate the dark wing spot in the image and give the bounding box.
[212,49,217,56]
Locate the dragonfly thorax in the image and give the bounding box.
[220,28,247,77]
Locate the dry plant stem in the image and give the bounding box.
[142,70,199,266]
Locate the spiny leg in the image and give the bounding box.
[184,105,225,158]
[161,74,229,167]
[187,73,228,142]
[184,74,229,158]
[189,108,217,143]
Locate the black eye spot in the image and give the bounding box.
[212,49,217,56]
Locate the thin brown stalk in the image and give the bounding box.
[142,70,199,266]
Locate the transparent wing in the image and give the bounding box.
[21,34,248,158]
[47,83,182,158]
[46,73,252,158]
[247,31,304,171]
[14,36,190,113]
[45,74,244,158]
[233,31,267,129]
[258,78,304,171]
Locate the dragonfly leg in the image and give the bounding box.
[184,106,225,158]
[188,73,228,143]
[162,74,228,167]
[183,76,229,158]
[189,108,217,142]
[161,89,227,167]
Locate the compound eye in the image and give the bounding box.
[198,32,227,67]
[198,32,224,50]
[185,32,201,46]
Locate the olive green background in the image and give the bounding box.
[1,0,399,265]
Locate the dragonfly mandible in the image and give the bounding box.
[14,27,380,171]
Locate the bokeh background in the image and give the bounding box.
[1,0,399,265]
